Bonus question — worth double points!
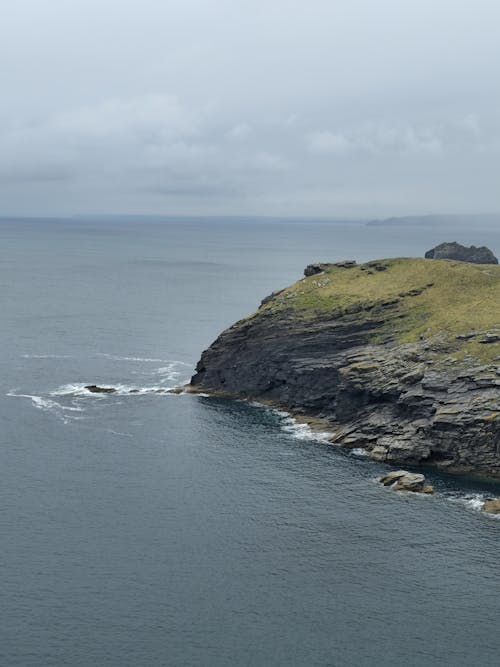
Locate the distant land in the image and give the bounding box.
[0,213,499,227]
[366,213,500,227]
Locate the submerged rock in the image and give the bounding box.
[425,242,498,264]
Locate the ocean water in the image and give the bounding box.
[1,217,500,666]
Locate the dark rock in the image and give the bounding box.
[334,260,357,269]
[479,333,500,344]
[260,288,286,308]
[304,261,356,277]
[425,242,498,264]
[304,263,333,277]
[85,385,116,394]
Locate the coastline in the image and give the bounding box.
[184,384,500,482]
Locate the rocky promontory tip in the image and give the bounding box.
[425,241,498,264]
[191,256,500,478]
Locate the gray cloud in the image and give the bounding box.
[0,0,499,216]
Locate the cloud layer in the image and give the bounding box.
[1,0,499,216]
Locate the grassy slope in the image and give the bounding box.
[258,258,500,362]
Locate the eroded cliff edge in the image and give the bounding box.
[190,258,500,477]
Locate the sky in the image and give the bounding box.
[1,0,499,218]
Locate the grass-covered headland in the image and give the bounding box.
[258,258,500,362]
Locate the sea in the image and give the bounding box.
[1,216,500,666]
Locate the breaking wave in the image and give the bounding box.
[447,493,500,517]
[7,392,84,423]
[51,383,178,397]
[267,407,333,443]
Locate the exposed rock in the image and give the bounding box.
[483,498,500,514]
[85,385,117,393]
[304,263,332,277]
[378,470,434,493]
[379,470,408,486]
[393,473,428,492]
[260,288,286,308]
[480,333,500,344]
[304,260,356,277]
[425,242,498,264]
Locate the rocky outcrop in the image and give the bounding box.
[304,260,357,276]
[85,385,117,393]
[378,470,434,493]
[425,242,498,264]
[190,258,500,478]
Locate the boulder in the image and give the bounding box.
[379,470,408,486]
[425,242,498,265]
[378,470,434,494]
[483,498,500,514]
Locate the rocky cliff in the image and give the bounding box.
[190,258,500,477]
[425,241,498,264]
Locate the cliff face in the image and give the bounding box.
[191,258,500,477]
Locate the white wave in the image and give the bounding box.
[154,362,191,384]
[446,493,500,517]
[106,429,133,438]
[51,382,176,397]
[351,448,368,457]
[21,353,73,359]
[248,402,333,443]
[277,413,332,443]
[449,493,487,513]
[7,392,82,423]
[96,353,188,363]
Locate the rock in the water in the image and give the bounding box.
[483,498,500,514]
[379,470,409,486]
[85,385,116,394]
[425,242,498,264]
[379,470,434,493]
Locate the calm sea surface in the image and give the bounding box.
[1,218,500,666]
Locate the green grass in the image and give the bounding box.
[256,258,500,361]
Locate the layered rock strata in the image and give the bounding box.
[191,258,500,477]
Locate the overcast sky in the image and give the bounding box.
[1,0,499,217]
